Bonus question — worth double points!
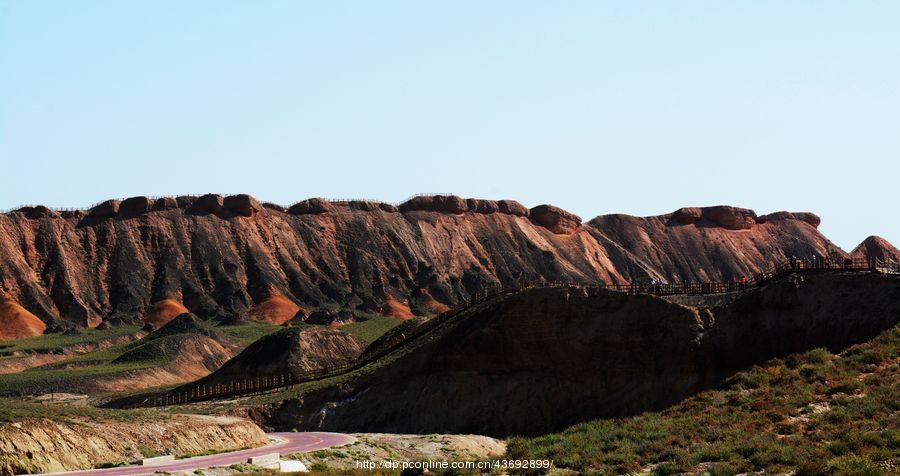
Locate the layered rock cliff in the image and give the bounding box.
[0,194,864,330]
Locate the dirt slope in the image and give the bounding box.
[0,195,852,328]
[0,414,266,475]
[0,297,46,341]
[264,272,900,437]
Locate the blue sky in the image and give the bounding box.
[1,1,897,250]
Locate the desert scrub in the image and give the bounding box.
[506,324,899,474]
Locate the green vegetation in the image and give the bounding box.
[339,314,404,343]
[0,358,160,396]
[0,319,285,397]
[0,325,140,357]
[217,320,283,345]
[507,325,900,475]
[0,396,159,423]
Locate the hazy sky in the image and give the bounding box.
[1,1,897,250]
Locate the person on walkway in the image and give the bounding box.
[740,275,747,290]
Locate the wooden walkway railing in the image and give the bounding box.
[131,255,899,407]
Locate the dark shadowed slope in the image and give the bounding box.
[262,272,900,437]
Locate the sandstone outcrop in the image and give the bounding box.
[758,211,821,228]
[498,199,528,217]
[119,196,151,218]
[189,194,225,215]
[529,205,581,235]
[152,196,178,211]
[88,199,120,218]
[399,195,468,214]
[224,194,262,217]
[13,206,59,220]
[287,198,332,215]
[700,205,757,230]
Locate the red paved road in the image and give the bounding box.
[38,432,355,476]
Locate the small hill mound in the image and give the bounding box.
[113,333,230,368]
[0,298,46,341]
[249,294,301,325]
[851,235,900,262]
[93,333,237,392]
[146,312,222,342]
[143,299,189,328]
[193,327,365,387]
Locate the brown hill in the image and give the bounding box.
[850,235,900,262]
[0,195,849,327]
[262,273,900,437]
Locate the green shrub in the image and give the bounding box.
[825,455,882,476]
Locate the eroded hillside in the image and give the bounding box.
[0,195,847,333]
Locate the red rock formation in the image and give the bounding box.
[381,297,415,320]
[119,196,152,218]
[700,205,757,230]
[224,194,262,217]
[529,205,582,235]
[0,294,46,341]
[249,293,301,325]
[144,299,190,328]
[850,236,900,262]
[0,195,852,327]
[287,198,331,215]
[588,206,845,282]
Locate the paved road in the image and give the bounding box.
[39,432,355,476]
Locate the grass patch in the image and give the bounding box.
[216,320,283,345]
[0,326,140,356]
[506,324,900,474]
[339,314,403,343]
[0,396,159,423]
